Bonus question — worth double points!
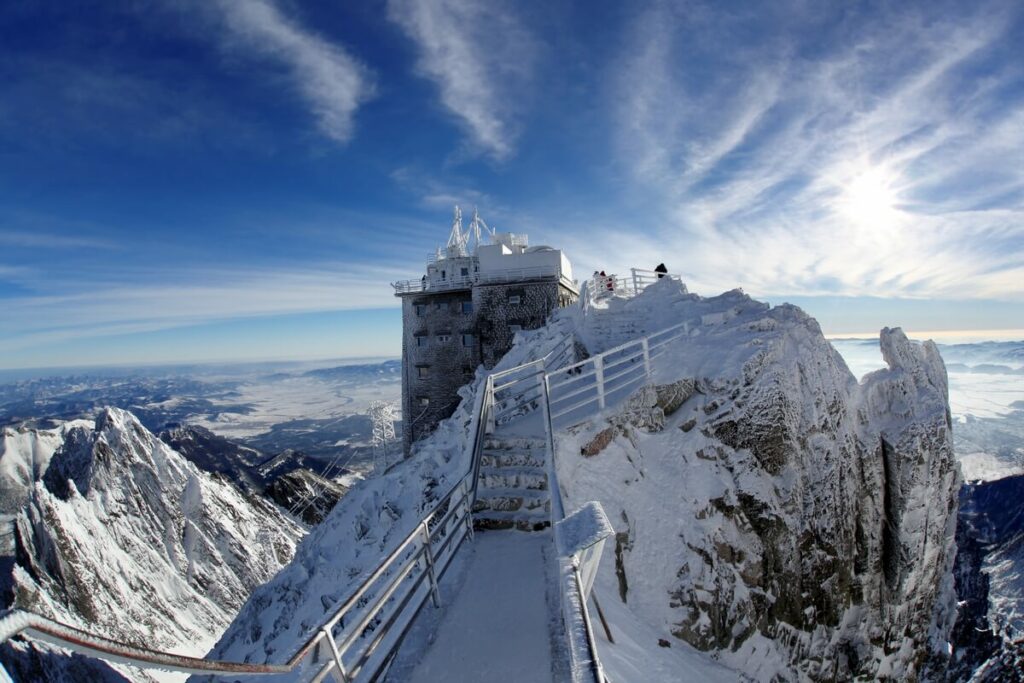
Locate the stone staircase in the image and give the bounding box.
[473,435,551,531]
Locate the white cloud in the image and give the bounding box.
[387,0,534,159]
[609,1,1024,301]
[208,0,374,143]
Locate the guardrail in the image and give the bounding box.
[392,266,578,295]
[547,321,688,431]
[584,268,681,307]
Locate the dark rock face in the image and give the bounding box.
[158,424,265,494]
[265,469,348,526]
[941,474,1024,681]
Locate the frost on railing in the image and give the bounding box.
[547,321,688,430]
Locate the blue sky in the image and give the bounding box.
[1,0,1022,371]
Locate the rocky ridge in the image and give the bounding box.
[1,407,305,681]
[557,279,960,681]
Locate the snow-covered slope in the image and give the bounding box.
[2,407,305,681]
[556,279,959,681]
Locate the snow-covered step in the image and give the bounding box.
[480,449,546,469]
[478,467,548,491]
[483,436,546,450]
[472,509,551,532]
[473,488,551,514]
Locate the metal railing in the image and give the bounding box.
[547,321,688,431]
[392,266,578,295]
[584,268,682,307]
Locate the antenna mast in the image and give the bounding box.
[446,205,467,258]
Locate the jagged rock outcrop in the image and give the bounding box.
[3,407,305,681]
[557,280,960,681]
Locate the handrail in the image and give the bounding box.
[393,266,578,295]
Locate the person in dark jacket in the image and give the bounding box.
[654,263,668,278]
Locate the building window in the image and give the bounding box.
[419,397,430,407]
[415,304,426,316]
[509,324,522,334]
[461,302,473,313]
[441,269,446,280]
[463,365,474,376]
[437,334,451,343]
[417,366,429,379]
[462,334,475,347]
[508,294,521,305]
[416,335,428,347]
[460,267,469,277]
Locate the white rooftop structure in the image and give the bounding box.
[393,206,575,294]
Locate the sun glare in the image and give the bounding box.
[836,163,903,231]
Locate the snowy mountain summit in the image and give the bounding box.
[2,407,305,681]
[560,279,959,680]
[203,277,959,682]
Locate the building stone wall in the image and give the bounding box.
[399,278,578,453]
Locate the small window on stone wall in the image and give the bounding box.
[437,334,451,343]
[415,304,426,316]
[417,366,429,378]
[460,267,469,277]
[461,301,473,313]
[462,334,475,347]
[509,324,522,334]
[508,294,521,305]
[416,335,428,347]
[419,397,430,407]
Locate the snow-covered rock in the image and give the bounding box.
[556,279,960,681]
[2,407,305,681]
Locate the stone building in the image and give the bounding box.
[392,208,578,452]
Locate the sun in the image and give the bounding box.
[836,163,903,231]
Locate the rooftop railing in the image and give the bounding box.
[392,265,577,295]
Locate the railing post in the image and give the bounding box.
[420,521,442,607]
[321,627,351,683]
[631,267,640,294]
[462,478,475,542]
[641,338,651,378]
[593,356,606,410]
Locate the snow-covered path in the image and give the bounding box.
[403,531,555,683]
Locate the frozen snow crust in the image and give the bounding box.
[203,277,959,682]
[558,278,960,681]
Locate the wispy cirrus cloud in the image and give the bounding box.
[203,0,374,143]
[387,0,535,160]
[0,262,409,354]
[609,0,1024,301]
